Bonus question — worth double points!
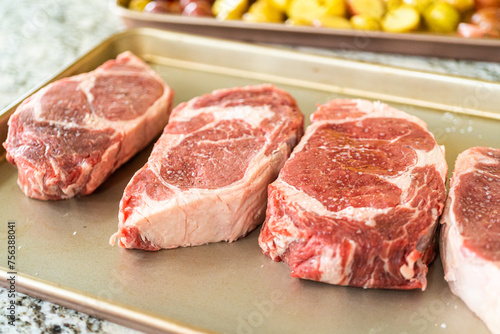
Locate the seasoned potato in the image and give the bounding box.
[350,14,381,29]
[243,0,284,22]
[424,1,460,33]
[445,0,475,12]
[323,0,347,16]
[144,1,183,14]
[124,0,499,38]
[286,0,346,24]
[474,0,500,9]
[284,17,313,25]
[457,22,486,36]
[347,0,386,19]
[286,0,319,23]
[402,0,433,12]
[183,1,214,16]
[129,0,151,11]
[269,0,290,11]
[313,15,352,28]
[471,7,500,35]
[382,4,420,32]
[213,0,249,19]
[384,0,403,10]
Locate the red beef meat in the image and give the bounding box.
[111,84,304,250]
[3,51,174,200]
[259,99,448,290]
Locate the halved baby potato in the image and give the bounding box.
[351,14,381,30]
[243,0,284,22]
[382,4,421,32]
[286,0,346,24]
[213,0,249,20]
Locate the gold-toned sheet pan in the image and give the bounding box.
[1,28,499,334]
[109,1,500,63]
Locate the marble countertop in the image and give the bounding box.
[0,1,499,333]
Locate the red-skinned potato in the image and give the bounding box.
[471,7,500,35]
[474,0,500,9]
[183,1,214,16]
[144,1,182,13]
[180,0,191,8]
[180,0,214,9]
[458,22,487,36]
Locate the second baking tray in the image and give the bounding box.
[1,28,500,334]
[109,1,500,63]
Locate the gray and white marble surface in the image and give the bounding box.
[0,0,499,333]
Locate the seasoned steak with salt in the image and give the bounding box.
[259,99,447,290]
[3,51,174,200]
[111,84,304,250]
[440,147,500,333]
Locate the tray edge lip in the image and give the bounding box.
[119,27,500,86]
[3,26,500,120]
[2,27,500,156]
[0,268,213,334]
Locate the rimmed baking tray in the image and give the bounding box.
[1,28,499,334]
[109,1,500,63]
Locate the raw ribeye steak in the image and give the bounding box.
[110,84,304,250]
[3,51,174,200]
[440,147,500,333]
[258,99,448,290]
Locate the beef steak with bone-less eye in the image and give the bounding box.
[440,146,500,333]
[110,84,304,250]
[259,99,448,290]
[3,51,174,200]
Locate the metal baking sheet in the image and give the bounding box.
[1,28,500,334]
[109,1,500,63]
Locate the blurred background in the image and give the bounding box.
[1,0,499,112]
[0,0,123,110]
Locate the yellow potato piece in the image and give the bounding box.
[350,14,381,30]
[402,0,433,13]
[424,2,460,33]
[286,0,321,23]
[384,0,403,11]
[286,0,346,24]
[348,0,386,19]
[382,4,421,32]
[244,0,284,22]
[444,0,475,13]
[285,17,313,26]
[269,0,290,11]
[128,0,151,11]
[213,0,249,20]
[313,15,353,28]
[324,0,347,17]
